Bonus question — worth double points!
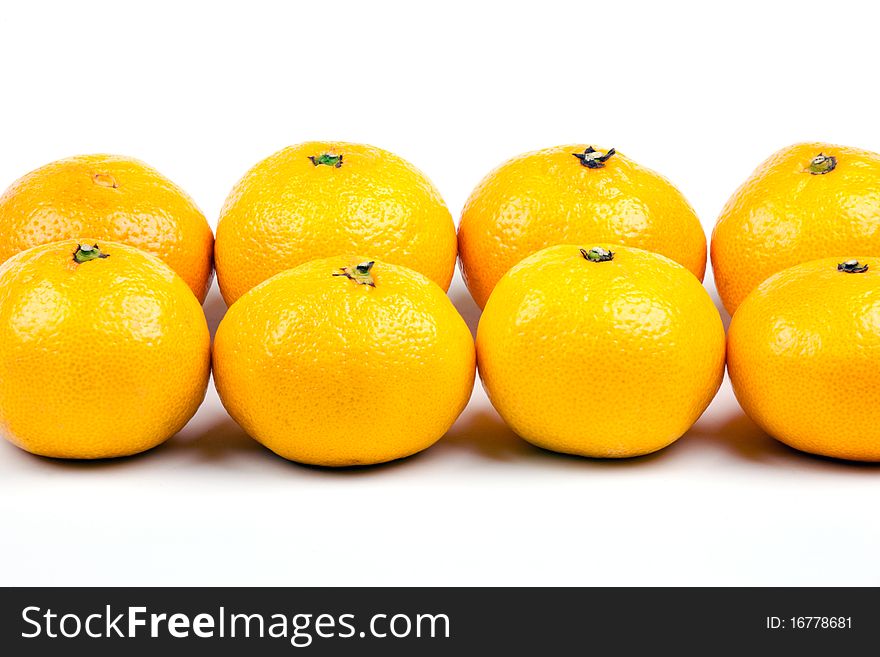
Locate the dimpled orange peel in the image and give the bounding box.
[212,256,475,466]
[712,142,880,314]
[0,154,214,302]
[214,142,456,305]
[458,144,706,308]
[0,240,211,458]
[476,244,725,457]
[728,256,880,461]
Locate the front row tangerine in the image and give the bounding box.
[476,244,726,458]
[0,240,211,458]
[727,256,880,461]
[212,257,476,467]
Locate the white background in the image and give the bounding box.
[1,0,878,586]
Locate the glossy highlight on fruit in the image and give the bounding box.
[212,256,475,466]
[476,244,725,457]
[458,144,706,308]
[728,256,880,461]
[0,240,211,458]
[712,142,880,314]
[0,154,214,302]
[215,141,456,305]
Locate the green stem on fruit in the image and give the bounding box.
[808,153,837,175]
[572,146,616,169]
[308,153,344,168]
[73,244,109,264]
[838,260,868,273]
[580,247,614,263]
[333,260,376,286]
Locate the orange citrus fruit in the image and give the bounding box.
[0,240,210,459]
[212,256,475,466]
[215,142,456,305]
[476,244,725,457]
[458,144,706,308]
[712,142,880,314]
[728,256,880,461]
[0,154,214,302]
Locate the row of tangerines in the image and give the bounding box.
[0,141,876,465]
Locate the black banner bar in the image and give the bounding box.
[0,587,874,654]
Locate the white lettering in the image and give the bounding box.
[21,606,41,638]
[128,606,147,637]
